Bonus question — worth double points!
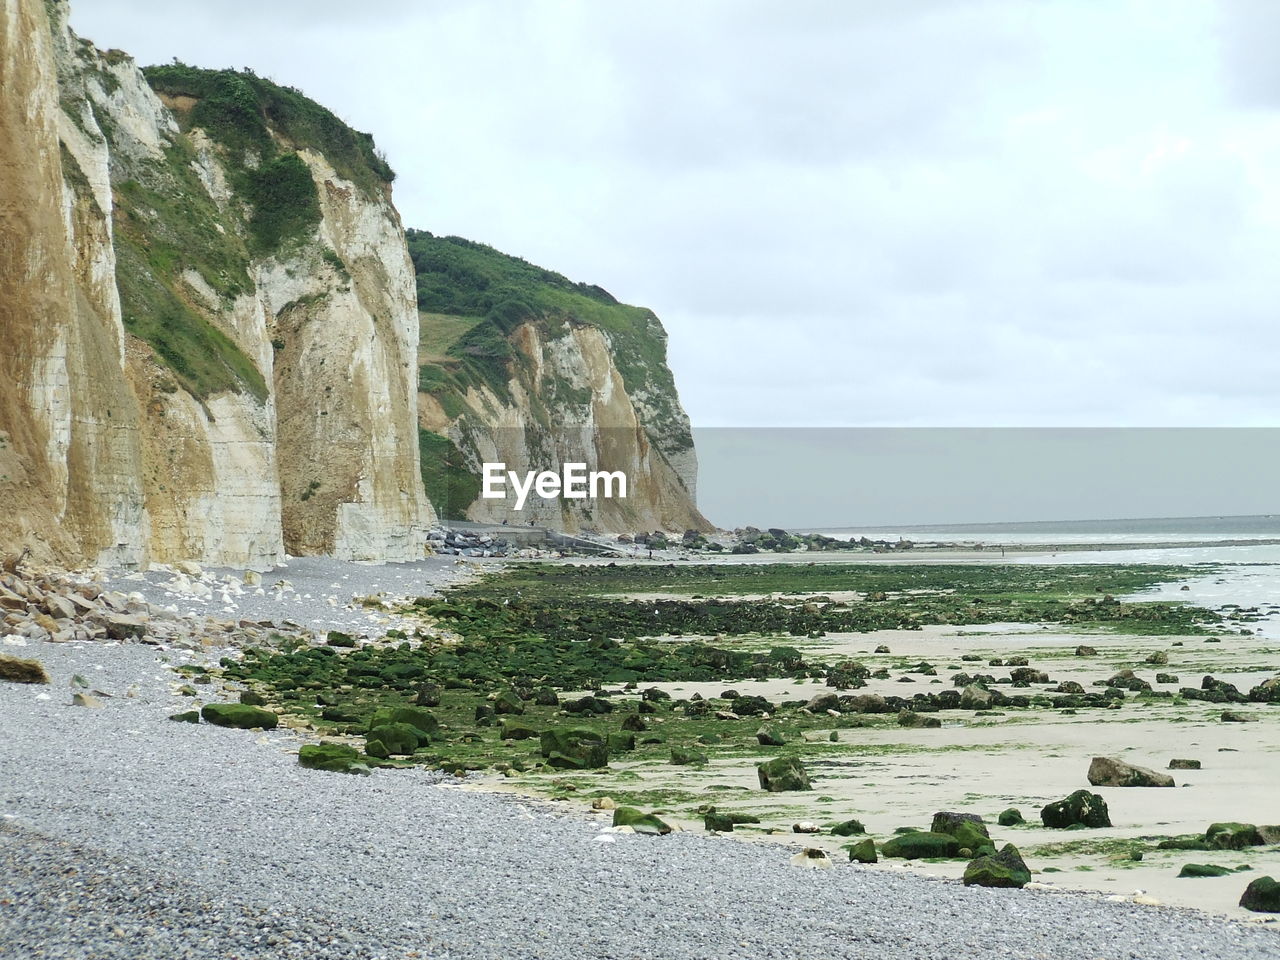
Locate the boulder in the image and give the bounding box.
[847,839,877,863]
[964,843,1031,888]
[703,810,760,832]
[201,703,278,730]
[1178,863,1233,878]
[757,756,812,792]
[621,713,647,732]
[540,728,608,770]
[0,654,49,685]
[365,722,423,758]
[756,725,786,746]
[897,709,941,729]
[102,614,146,641]
[499,722,539,741]
[998,808,1025,827]
[931,813,992,854]
[367,706,438,739]
[1205,822,1264,850]
[830,818,866,837]
[880,831,962,859]
[790,848,832,869]
[959,684,994,710]
[670,746,708,766]
[1240,876,1280,913]
[612,806,671,835]
[1041,790,1111,829]
[1087,756,1174,788]
[71,693,102,708]
[299,742,369,774]
[168,710,200,723]
[1169,759,1201,770]
[1074,645,1097,656]
[493,688,525,716]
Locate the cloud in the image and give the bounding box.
[67,0,1280,429]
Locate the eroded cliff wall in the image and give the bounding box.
[0,0,433,568]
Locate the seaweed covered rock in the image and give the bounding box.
[831,818,866,837]
[1205,822,1264,850]
[168,710,200,723]
[367,706,438,739]
[756,725,786,746]
[365,721,424,758]
[757,756,812,792]
[670,746,708,766]
[299,742,369,774]
[201,703,278,730]
[1087,756,1174,788]
[1241,876,1280,912]
[613,807,671,835]
[540,727,608,769]
[847,839,877,863]
[998,808,1025,827]
[931,813,993,854]
[0,655,49,685]
[493,688,526,716]
[964,843,1031,888]
[897,709,941,729]
[880,831,962,859]
[703,810,760,833]
[1041,790,1110,829]
[1178,863,1233,878]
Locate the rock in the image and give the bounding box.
[959,684,994,710]
[897,709,941,728]
[1144,651,1169,665]
[1075,645,1097,656]
[703,809,760,832]
[325,630,356,647]
[533,687,560,707]
[830,818,865,837]
[789,848,832,869]
[1041,790,1111,829]
[563,695,613,715]
[880,831,962,859]
[931,812,992,853]
[874,644,890,654]
[1249,676,1280,703]
[102,614,146,641]
[756,724,786,746]
[1155,673,1179,684]
[173,560,203,577]
[298,742,369,774]
[71,692,103,708]
[757,756,812,792]
[167,710,200,723]
[1205,822,1264,850]
[499,722,539,741]
[367,706,438,739]
[201,703,278,730]
[44,594,77,621]
[998,808,1025,827]
[792,821,821,834]
[670,746,708,766]
[612,807,671,835]
[364,722,423,758]
[238,690,267,707]
[540,728,608,770]
[1169,758,1201,770]
[1087,756,1175,788]
[492,688,526,715]
[0,654,49,684]
[964,843,1031,888]
[591,797,616,810]
[1178,863,1233,878]
[847,838,878,863]
[621,713,647,732]
[806,692,840,712]
[1221,710,1254,723]
[1241,876,1280,912]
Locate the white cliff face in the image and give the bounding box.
[455,322,707,534]
[0,0,432,569]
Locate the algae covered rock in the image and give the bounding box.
[367,706,438,739]
[930,813,992,856]
[299,742,369,774]
[703,810,760,833]
[830,818,866,837]
[755,724,786,746]
[1087,756,1174,788]
[0,655,49,685]
[670,746,708,766]
[613,806,671,835]
[757,756,812,792]
[540,727,608,769]
[1040,789,1110,829]
[880,831,962,859]
[365,721,424,758]
[168,710,200,723]
[201,703,278,730]
[1240,876,1280,912]
[1206,822,1264,850]
[964,843,1031,888]
[998,808,1025,827]
[499,721,539,741]
[1178,863,1233,878]
[847,839,877,863]
[493,688,526,716]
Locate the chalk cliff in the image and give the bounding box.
[0,0,433,567]
[409,232,709,534]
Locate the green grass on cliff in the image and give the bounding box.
[405,229,693,453]
[142,63,394,195]
[419,429,482,521]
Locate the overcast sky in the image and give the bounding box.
[71,0,1280,429]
